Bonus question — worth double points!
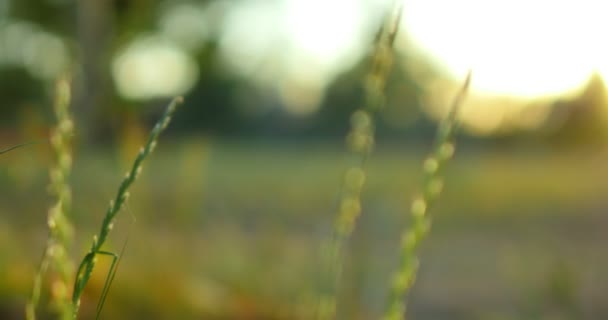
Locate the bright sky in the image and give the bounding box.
[108,0,608,133]
[2,0,605,117]
[217,0,373,115]
[216,0,607,112]
[401,0,607,97]
[230,0,608,97]
[398,0,608,134]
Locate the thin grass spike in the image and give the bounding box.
[0,140,45,155]
[92,200,135,318]
[317,1,403,319]
[93,250,118,320]
[27,76,74,320]
[96,221,132,320]
[383,72,472,320]
[71,97,183,319]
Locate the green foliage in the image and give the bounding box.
[23,85,183,319]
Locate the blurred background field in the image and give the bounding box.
[2,142,608,319]
[2,0,608,319]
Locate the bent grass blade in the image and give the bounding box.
[71,97,183,319]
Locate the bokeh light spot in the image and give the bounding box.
[112,35,199,100]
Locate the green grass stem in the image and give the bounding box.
[27,76,75,320]
[71,97,183,319]
[317,2,404,319]
[0,141,43,155]
[383,72,472,320]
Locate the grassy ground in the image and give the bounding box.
[1,138,607,319]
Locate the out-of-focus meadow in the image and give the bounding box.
[2,1,608,319]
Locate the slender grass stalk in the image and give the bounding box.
[71,97,183,318]
[384,72,472,320]
[317,2,404,319]
[27,76,75,320]
[0,141,42,155]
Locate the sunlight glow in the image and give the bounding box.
[423,77,554,135]
[157,0,608,132]
[281,0,366,76]
[399,0,608,135]
[401,0,606,98]
[219,0,368,116]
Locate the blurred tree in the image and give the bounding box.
[73,0,113,142]
[316,52,437,141]
[546,74,608,146]
[0,68,45,128]
[8,0,72,34]
[13,0,606,146]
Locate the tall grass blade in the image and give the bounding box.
[71,97,183,318]
[384,72,472,320]
[0,140,45,155]
[26,75,74,320]
[317,2,404,319]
